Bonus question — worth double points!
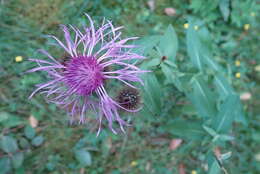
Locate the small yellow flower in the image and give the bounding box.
[130,161,138,167]
[244,24,250,31]
[194,25,199,30]
[191,170,197,174]
[250,12,256,17]
[235,60,241,66]
[184,23,189,29]
[15,56,23,62]
[235,72,241,78]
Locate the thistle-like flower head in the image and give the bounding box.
[28,14,146,134]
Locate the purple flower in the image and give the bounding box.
[28,14,146,134]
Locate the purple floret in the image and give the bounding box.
[64,56,104,96]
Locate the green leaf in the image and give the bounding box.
[24,125,36,139]
[141,57,160,69]
[252,132,260,142]
[0,157,11,174]
[161,63,184,91]
[214,74,247,125]
[214,74,234,98]
[219,0,230,21]
[233,100,247,125]
[46,162,55,171]
[143,73,162,115]
[0,136,18,153]
[140,48,161,69]
[11,152,24,169]
[31,135,44,146]
[218,134,234,141]
[1,114,23,128]
[158,25,178,61]
[220,152,232,161]
[46,155,60,171]
[190,0,203,12]
[19,138,30,149]
[212,94,239,133]
[187,75,217,117]
[186,23,203,70]
[0,112,8,122]
[209,159,221,174]
[203,54,222,72]
[74,149,92,167]
[133,35,160,56]
[196,27,223,72]
[203,125,217,137]
[164,119,206,140]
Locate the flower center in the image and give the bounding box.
[64,56,104,96]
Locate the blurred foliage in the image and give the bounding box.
[0,0,259,173]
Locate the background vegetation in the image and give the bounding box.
[0,0,259,173]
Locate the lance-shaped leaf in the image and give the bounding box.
[159,25,178,61]
[209,158,221,174]
[163,119,206,140]
[133,35,160,56]
[214,74,234,99]
[214,74,247,125]
[187,75,217,117]
[143,73,162,115]
[161,63,185,91]
[186,23,203,70]
[212,94,239,133]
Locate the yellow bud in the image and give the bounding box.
[235,60,241,66]
[184,23,189,29]
[250,12,256,17]
[235,72,241,78]
[194,25,199,30]
[15,56,23,62]
[191,170,197,174]
[244,24,250,31]
[130,161,138,167]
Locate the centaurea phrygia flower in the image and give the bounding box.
[28,14,146,134]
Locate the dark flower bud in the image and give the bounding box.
[116,87,141,111]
